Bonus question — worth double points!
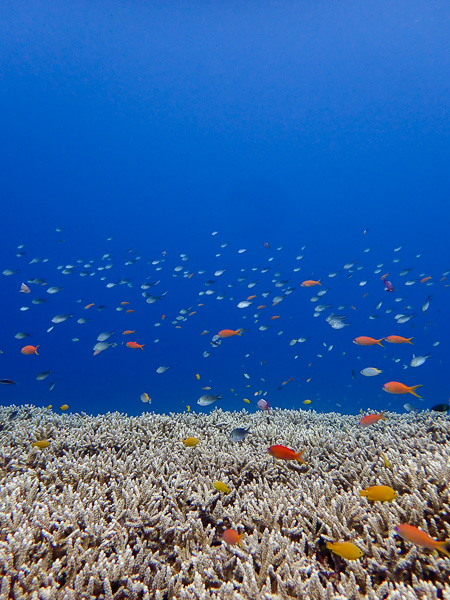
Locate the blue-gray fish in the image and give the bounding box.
[229,427,251,442]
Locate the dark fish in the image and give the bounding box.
[230,427,251,442]
[0,379,16,385]
[430,404,450,412]
[383,278,394,292]
[351,369,356,380]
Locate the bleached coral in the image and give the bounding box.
[0,405,449,599]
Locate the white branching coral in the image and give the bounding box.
[0,404,448,599]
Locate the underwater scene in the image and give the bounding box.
[1,1,449,599]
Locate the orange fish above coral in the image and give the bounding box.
[383,381,422,397]
[359,412,386,427]
[268,445,307,464]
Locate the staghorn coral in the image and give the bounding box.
[0,405,449,599]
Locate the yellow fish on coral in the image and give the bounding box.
[359,485,397,502]
[213,481,230,494]
[183,437,199,447]
[31,440,50,449]
[326,541,363,560]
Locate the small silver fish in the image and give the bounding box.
[52,314,73,324]
[97,331,115,341]
[36,370,51,381]
[410,353,431,367]
[197,394,222,406]
[156,366,170,374]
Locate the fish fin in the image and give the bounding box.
[409,385,423,398]
[407,339,414,344]
[435,541,450,558]
[376,339,384,346]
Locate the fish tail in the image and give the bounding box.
[296,450,308,465]
[407,339,414,344]
[140,345,145,350]
[409,385,423,398]
[376,339,384,346]
[435,541,450,558]
[318,280,321,285]
[35,345,40,355]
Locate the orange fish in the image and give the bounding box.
[353,336,384,347]
[380,273,389,280]
[21,345,39,355]
[247,295,257,300]
[121,301,130,305]
[189,311,196,316]
[218,329,243,338]
[385,335,413,344]
[420,276,432,283]
[395,524,450,557]
[359,412,387,427]
[383,381,422,397]
[257,305,266,309]
[200,330,209,335]
[222,529,244,546]
[84,303,95,309]
[271,315,280,320]
[122,330,135,335]
[188,272,194,278]
[301,279,321,287]
[268,445,307,464]
[126,341,145,350]
[125,309,135,313]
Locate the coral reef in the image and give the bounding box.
[0,405,449,599]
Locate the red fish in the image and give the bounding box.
[301,279,321,287]
[21,345,39,355]
[218,329,243,338]
[395,524,450,557]
[268,445,307,464]
[222,529,244,546]
[353,336,384,347]
[126,341,145,350]
[359,412,386,427]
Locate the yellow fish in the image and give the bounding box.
[380,451,391,469]
[243,398,250,404]
[195,373,200,380]
[31,440,50,449]
[359,485,397,502]
[186,405,191,412]
[183,437,199,447]
[60,404,69,411]
[326,541,363,560]
[303,399,311,405]
[46,405,52,410]
[213,481,230,494]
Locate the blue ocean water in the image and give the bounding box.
[1,1,449,417]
